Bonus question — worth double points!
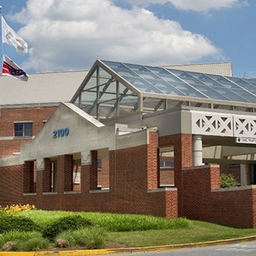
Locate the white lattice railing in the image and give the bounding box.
[234,115,256,137]
[191,111,256,137]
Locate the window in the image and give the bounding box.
[97,159,102,169]
[14,122,33,137]
[160,161,174,168]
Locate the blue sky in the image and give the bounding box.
[0,0,255,78]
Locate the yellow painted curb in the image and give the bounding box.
[1,235,256,256]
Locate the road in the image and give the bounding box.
[109,241,256,256]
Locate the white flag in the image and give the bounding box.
[1,16,28,56]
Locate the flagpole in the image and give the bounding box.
[0,6,2,118]
[0,6,2,71]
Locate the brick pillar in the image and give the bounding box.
[36,170,43,195]
[43,158,51,192]
[147,131,159,190]
[64,155,73,192]
[174,134,193,216]
[210,165,220,189]
[109,150,116,193]
[57,155,65,194]
[253,189,256,228]
[23,161,34,193]
[81,151,98,192]
[56,154,74,193]
[90,151,98,190]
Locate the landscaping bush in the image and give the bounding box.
[0,231,47,251]
[2,241,20,251]
[22,237,50,251]
[55,230,76,247]
[56,227,106,249]
[42,215,92,241]
[220,173,238,188]
[0,214,40,233]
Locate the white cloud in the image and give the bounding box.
[123,0,247,12]
[11,0,223,72]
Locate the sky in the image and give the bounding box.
[0,0,255,78]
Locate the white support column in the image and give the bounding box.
[240,164,251,186]
[193,135,203,166]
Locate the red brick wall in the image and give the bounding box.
[182,165,256,228]
[0,165,24,206]
[160,168,174,185]
[0,130,177,218]
[64,155,73,192]
[57,155,74,193]
[0,106,56,156]
[147,131,159,190]
[43,158,51,192]
[253,189,256,228]
[24,161,35,193]
[89,151,98,190]
[1,129,256,227]
[159,134,193,216]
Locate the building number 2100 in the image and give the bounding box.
[52,128,69,139]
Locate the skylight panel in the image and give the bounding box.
[103,60,163,94]
[230,78,256,95]
[102,60,256,105]
[207,74,254,103]
[191,73,251,103]
[170,70,229,101]
[245,79,256,88]
[148,66,207,98]
[124,63,157,80]
[124,64,185,95]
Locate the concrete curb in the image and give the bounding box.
[1,236,256,256]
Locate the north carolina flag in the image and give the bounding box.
[2,54,29,81]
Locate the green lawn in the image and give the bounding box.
[106,221,256,247]
[0,210,256,250]
[19,210,256,248]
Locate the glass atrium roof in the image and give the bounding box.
[71,60,256,120]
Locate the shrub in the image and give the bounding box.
[0,215,40,233]
[0,231,45,251]
[220,173,238,188]
[2,241,19,251]
[56,227,106,249]
[56,238,70,248]
[55,230,76,247]
[73,227,106,249]
[22,237,50,251]
[42,215,92,241]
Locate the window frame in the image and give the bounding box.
[14,121,33,137]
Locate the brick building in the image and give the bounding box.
[1,60,256,228]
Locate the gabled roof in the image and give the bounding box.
[71,60,256,120]
[0,70,88,108]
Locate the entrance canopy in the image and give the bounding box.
[71,60,256,120]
